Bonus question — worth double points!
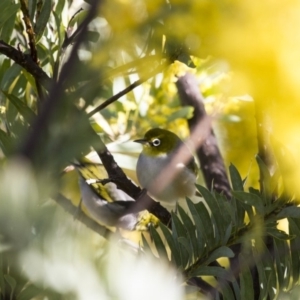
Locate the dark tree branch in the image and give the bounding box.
[19,0,38,63]
[18,0,101,161]
[176,72,232,298]
[176,72,232,199]
[96,147,171,226]
[19,0,46,111]
[0,40,52,89]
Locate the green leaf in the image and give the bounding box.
[256,155,272,206]
[288,218,300,284]
[28,0,37,22]
[273,239,290,291]
[178,237,193,262]
[266,227,293,240]
[197,186,227,241]
[239,254,254,300]
[191,266,230,280]
[167,106,194,122]
[0,129,14,156]
[220,282,235,300]
[222,223,233,245]
[231,280,241,300]
[17,284,44,300]
[2,92,36,123]
[252,239,277,299]
[277,206,300,219]
[149,226,168,260]
[178,204,198,260]
[0,8,17,43]
[186,198,205,256]
[159,223,181,266]
[0,256,5,297]
[215,193,233,225]
[204,246,235,266]
[86,31,100,43]
[141,233,152,253]
[4,274,16,296]
[0,1,19,27]
[232,191,264,215]
[172,212,190,268]
[194,201,215,249]
[0,64,22,91]
[229,163,244,191]
[35,0,52,42]
[54,0,66,16]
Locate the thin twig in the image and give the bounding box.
[87,63,166,117]
[0,40,52,89]
[19,0,38,63]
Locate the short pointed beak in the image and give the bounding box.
[133,138,148,145]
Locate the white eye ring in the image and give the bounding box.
[152,138,161,147]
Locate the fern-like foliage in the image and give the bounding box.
[144,161,300,299]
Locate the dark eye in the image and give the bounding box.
[152,138,161,146]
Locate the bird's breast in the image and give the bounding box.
[136,154,196,203]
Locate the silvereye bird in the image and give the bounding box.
[66,163,159,231]
[134,128,198,204]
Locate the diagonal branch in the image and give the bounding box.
[0,40,52,89]
[176,72,232,199]
[96,146,172,226]
[87,63,166,117]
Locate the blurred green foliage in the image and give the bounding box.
[0,0,300,299]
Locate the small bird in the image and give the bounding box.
[68,163,159,231]
[134,128,198,204]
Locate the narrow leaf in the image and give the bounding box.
[222,223,233,245]
[149,226,168,260]
[0,2,19,27]
[35,0,52,42]
[233,191,264,215]
[178,237,193,263]
[186,198,205,256]
[191,266,229,280]
[172,212,189,268]
[229,164,244,191]
[178,204,198,260]
[4,274,16,294]
[273,239,290,291]
[0,129,14,155]
[141,233,152,253]
[277,206,300,219]
[17,284,43,300]
[220,282,235,300]
[266,227,293,240]
[194,201,215,249]
[239,254,254,300]
[2,91,36,123]
[252,239,277,299]
[197,186,226,241]
[288,218,300,284]
[204,246,235,266]
[28,0,37,22]
[159,223,180,266]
